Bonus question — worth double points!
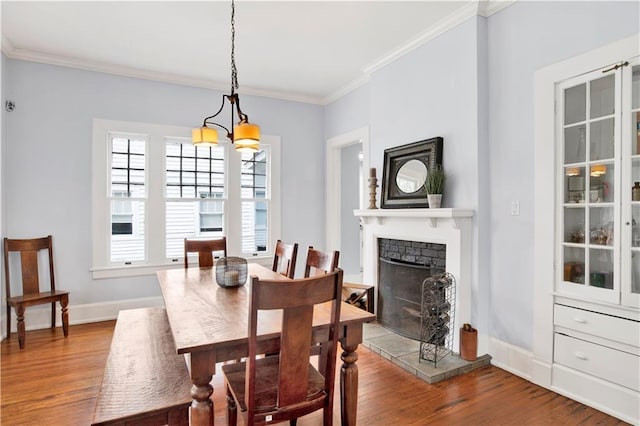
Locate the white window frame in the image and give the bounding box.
[92,119,281,278]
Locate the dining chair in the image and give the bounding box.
[184,237,227,268]
[271,239,298,279]
[222,269,343,426]
[3,235,70,349]
[303,246,340,278]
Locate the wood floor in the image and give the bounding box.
[0,321,627,425]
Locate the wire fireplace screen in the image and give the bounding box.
[419,272,456,367]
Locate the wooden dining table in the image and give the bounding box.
[157,263,376,426]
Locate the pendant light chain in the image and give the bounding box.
[230,0,239,94]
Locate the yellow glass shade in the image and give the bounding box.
[566,167,581,176]
[590,164,607,177]
[192,126,219,146]
[234,122,260,152]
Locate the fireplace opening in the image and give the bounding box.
[377,238,446,341]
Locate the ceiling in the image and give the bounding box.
[1,1,505,104]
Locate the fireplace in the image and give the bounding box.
[377,238,446,340]
[354,208,473,352]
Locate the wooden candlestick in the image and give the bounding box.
[368,168,378,209]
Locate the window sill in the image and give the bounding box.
[91,255,273,279]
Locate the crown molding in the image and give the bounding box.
[322,74,370,106]
[1,35,324,105]
[2,0,514,107]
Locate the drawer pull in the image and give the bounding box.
[574,351,587,360]
[573,317,587,324]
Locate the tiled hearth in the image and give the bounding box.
[363,322,491,384]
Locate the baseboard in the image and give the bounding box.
[1,296,164,339]
[487,336,533,380]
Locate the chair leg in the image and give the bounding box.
[16,305,26,349]
[51,301,56,328]
[290,419,297,426]
[61,295,69,337]
[226,384,237,426]
[6,304,10,340]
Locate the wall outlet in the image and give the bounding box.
[510,201,520,216]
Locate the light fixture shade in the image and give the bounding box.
[234,122,260,152]
[566,167,581,176]
[192,126,219,146]
[590,164,607,177]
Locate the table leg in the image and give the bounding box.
[339,341,359,426]
[190,351,216,426]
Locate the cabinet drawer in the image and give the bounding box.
[554,333,639,391]
[554,304,639,347]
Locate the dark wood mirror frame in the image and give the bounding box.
[381,137,443,208]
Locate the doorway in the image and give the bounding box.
[325,126,369,282]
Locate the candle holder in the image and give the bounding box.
[368,167,378,209]
[215,257,248,288]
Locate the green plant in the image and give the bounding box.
[425,165,446,194]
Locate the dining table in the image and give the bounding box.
[157,263,376,426]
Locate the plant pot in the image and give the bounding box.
[427,194,442,209]
[459,326,478,361]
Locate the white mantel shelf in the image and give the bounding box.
[354,208,474,228]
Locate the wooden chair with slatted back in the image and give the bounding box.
[303,246,340,278]
[184,237,227,268]
[3,235,69,349]
[272,239,298,279]
[222,269,343,426]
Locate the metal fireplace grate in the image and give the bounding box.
[419,272,455,367]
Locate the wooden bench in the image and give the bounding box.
[92,307,192,426]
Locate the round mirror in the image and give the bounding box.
[396,160,428,194]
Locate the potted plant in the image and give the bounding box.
[425,165,445,208]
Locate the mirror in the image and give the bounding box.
[381,137,443,208]
[396,160,428,193]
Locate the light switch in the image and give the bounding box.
[511,201,520,216]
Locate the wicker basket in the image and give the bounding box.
[215,257,248,288]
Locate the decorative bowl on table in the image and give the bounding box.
[215,257,248,288]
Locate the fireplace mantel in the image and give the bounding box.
[354,208,474,351]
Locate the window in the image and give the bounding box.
[92,119,281,278]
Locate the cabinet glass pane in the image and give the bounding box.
[564,247,585,284]
[632,252,640,294]
[634,111,640,156]
[590,74,615,119]
[565,125,586,164]
[633,205,640,248]
[564,208,585,243]
[565,167,585,203]
[589,206,614,246]
[565,84,586,125]
[589,248,613,289]
[633,158,640,202]
[632,65,640,110]
[589,164,613,203]
[590,118,614,161]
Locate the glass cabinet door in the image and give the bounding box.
[623,60,640,306]
[559,69,619,304]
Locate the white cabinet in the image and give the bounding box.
[551,52,640,423]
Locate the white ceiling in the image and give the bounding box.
[1,1,508,104]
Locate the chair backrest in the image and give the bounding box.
[272,239,298,278]
[303,246,340,277]
[184,237,227,268]
[4,235,55,298]
[246,269,343,418]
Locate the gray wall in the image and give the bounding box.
[340,142,362,275]
[2,59,324,308]
[324,1,639,352]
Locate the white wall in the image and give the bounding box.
[1,59,324,329]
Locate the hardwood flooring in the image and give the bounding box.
[0,321,627,425]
